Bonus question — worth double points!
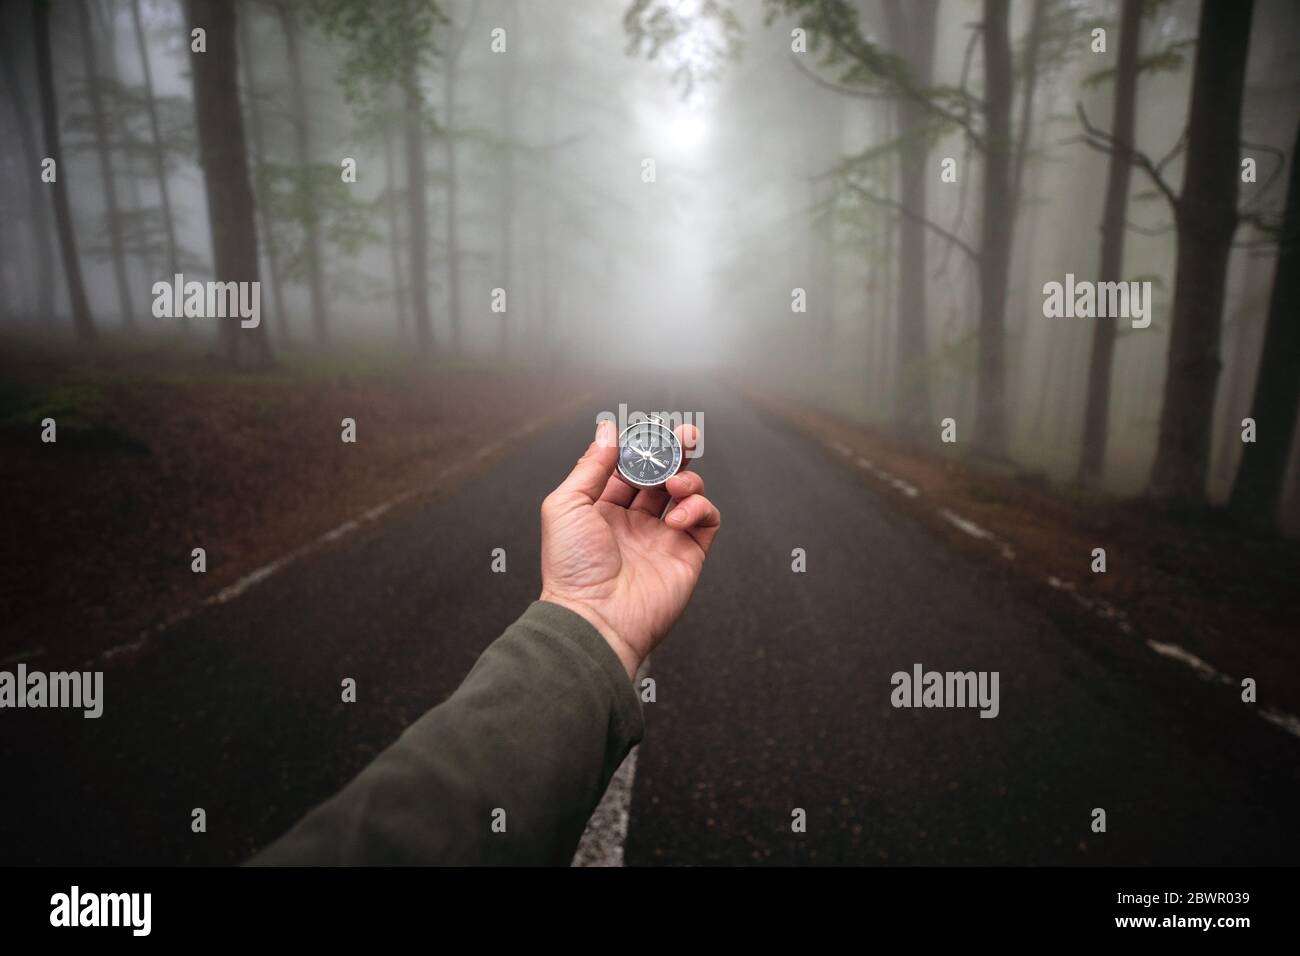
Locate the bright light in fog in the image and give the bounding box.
[667,111,709,152]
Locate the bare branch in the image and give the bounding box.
[935,24,983,278]
[788,54,891,100]
[844,180,981,263]
[1154,128,1187,178]
[1075,102,1180,211]
[1125,219,1175,236]
[813,0,986,150]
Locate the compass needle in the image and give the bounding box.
[616,415,683,490]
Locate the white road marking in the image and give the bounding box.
[940,508,1015,560]
[837,441,920,499]
[93,417,550,665]
[830,438,1300,743]
[889,476,920,498]
[571,748,639,867]
[1260,708,1300,739]
[573,654,653,866]
[1146,640,1233,685]
[940,509,995,541]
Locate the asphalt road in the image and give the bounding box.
[4,381,1299,865]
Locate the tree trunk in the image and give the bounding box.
[974,0,1013,457]
[1008,0,1047,223]
[498,0,518,357]
[383,110,409,341]
[1213,254,1265,488]
[1149,0,1253,505]
[444,59,463,354]
[131,0,183,325]
[404,68,433,354]
[1228,118,1300,526]
[0,13,56,322]
[186,0,271,366]
[0,239,11,318]
[32,0,96,341]
[1078,0,1141,485]
[98,0,147,277]
[238,4,289,346]
[279,4,328,344]
[539,77,557,355]
[77,0,134,330]
[881,0,937,432]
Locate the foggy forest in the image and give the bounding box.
[3,0,1298,519]
[2,0,1300,870]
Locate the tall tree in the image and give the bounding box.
[0,10,57,322]
[309,0,443,355]
[1077,0,1142,484]
[1229,119,1300,526]
[880,0,937,432]
[278,1,330,343]
[973,0,1013,457]
[1007,0,1048,221]
[238,1,290,345]
[187,0,272,365]
[1148,0,1254,505]
[404,60,433,354]
[497,0,518,356]
[32,0,96,341]
[77,0,135,329]
[382,106,409,340]
[130,0,183,309]
[441,3,477,355]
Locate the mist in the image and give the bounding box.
[2,0,1299,521]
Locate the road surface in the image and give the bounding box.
[4,381,1298,865]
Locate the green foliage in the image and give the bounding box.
[763,0,979,144]
[1028,0,1107,83]
[307,0,447,109]
[1083,39,1195,88]
[0,380,103,430]
[62,73,199,272]
[65,75,196,162]
[258,161,380,278]
[623,0,743,97]
[81,205,204,273]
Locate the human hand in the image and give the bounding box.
[539,418,721,679]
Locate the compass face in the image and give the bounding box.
[617,419,683,488]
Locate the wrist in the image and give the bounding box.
[539,590,641,681]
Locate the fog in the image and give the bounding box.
[2,0,1299,522]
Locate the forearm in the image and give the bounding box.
[249,601,644,866]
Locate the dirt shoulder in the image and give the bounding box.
[745,384,1300,720]
[1,333,585,665]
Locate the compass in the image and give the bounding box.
[616,416,683,489]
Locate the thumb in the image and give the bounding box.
[553,418,619,505]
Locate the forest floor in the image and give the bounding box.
[0,331,586,665]
[747,385,1300,721]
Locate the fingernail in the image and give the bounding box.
[671,510,688,524]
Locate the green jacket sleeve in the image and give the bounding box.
[249,601,644,866]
